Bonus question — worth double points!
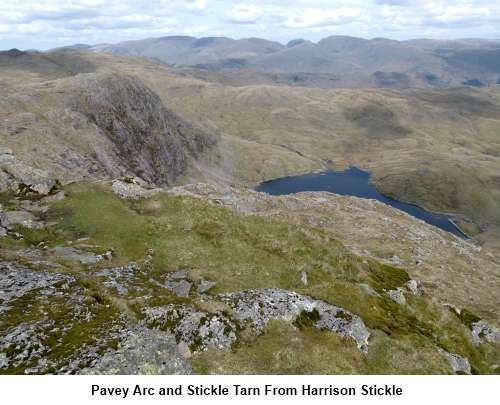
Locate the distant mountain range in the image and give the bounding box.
[53,35,500,89]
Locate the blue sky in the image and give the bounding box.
[1,0,500,50]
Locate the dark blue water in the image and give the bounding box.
[256,167,466,238]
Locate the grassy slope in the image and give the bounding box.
[3,181,498,374]
[2,51,500,246]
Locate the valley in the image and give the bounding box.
[1,36,499,375]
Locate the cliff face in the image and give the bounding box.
[74,73,216,186]
[0,71,217,191]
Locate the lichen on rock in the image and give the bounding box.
[219,288,370,352]
[82,327,192,375]
[144,305,237,353]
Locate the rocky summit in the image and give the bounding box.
[0,177,498,375]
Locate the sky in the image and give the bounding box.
[1,0,500,50]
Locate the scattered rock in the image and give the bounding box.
[0,261,71,312]
[168,270,188,280]
[406,279,419,295]
[16,248,64,269]
[471,320,500,346]
[0,322,49,370]
[49,247,108,265]
[197,279,217,294]
[0,227,7,238]
[96,264,141,296]
[164,280,192,298]
[111,179,161,200]
[0,149,57,195]
[82,327,192,375]
[0,353,8,369]
[388,288,406,305]
[438,348,471,374]
[144,305,237,352]
[220,289,370,352]
[216,195,236,206]
[0,210,44,229]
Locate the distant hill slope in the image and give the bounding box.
[88,35,500,88]
[95,36,284,68]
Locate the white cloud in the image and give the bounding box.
[226,3,263,24]
[282,7,363,28]
[1,1,500,50]
[185,0,206,11]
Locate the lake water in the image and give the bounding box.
[256,167,465,237]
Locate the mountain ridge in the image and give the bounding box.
[56,35,500,89]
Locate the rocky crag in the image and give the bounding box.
[1,71,217,189]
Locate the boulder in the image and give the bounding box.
[406,279,419,295]
[49,246,109,265]
[438,348,471,374]
[164,280,192,298]
[388,288,407,305]
[197,279,217,294]
[0,210,44,230]
[471,320,500,346]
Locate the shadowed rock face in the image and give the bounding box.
[74,74,216,186]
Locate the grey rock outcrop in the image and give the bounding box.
[83,327,192,375]
[471,320,500,346]
[111,178,161,199]
[163,270,192,297]
[0,261,72,315]
[0,210,44,230]
[0,148,57,195]
[164,280,192,297]
[144,305,237,352]
[96,264,141,296]
[49,246,111,265]
[388,288,407,305]
[197,279,217,294]
[219,288,370,352]
[438,348,471,374]
[406,279,419,295]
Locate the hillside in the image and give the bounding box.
[1,50,500,248]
